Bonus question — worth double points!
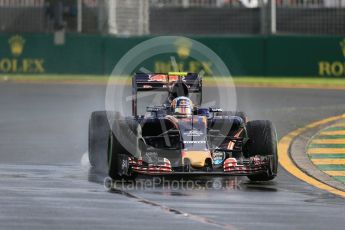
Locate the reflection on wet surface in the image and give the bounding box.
[88,167,278,194]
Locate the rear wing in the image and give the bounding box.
[132,72,202,116]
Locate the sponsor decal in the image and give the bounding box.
[143,151,159,164]
[209,108,222,112]
[184,129,203,137]
[183,140,206,144]
[168,75,185,82]
[148,74,167,82]
[0,35,45,73]
[148,74,185,82]
[213,150,225,165]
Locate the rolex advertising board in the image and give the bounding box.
[0,35,45,73]
[0,34,103,74]
[318,38,345,77]
[0,34,344,77]
[102,36,264,76]
[265,36,345,77]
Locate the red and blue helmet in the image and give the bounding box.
[171,96,193,115]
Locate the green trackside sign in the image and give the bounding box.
[265,36,345,77]
[100,36,264,76]
[318,38,345,77]
[0,35,45,73]
[0,34,344,77]
[0,34,104,74]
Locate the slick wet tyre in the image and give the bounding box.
[108,119,141,180]
[88,111,110,173]
[244,120,278,181]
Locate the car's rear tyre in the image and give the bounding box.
[218,111,247,123]
[89,111,110,173]
[244,120,278,181]
[108,119,141,180]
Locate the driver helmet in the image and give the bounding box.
[171,96,193,115]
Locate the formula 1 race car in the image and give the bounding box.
[89,72,278,181]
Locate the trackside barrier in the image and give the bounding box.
[0,34,344,77]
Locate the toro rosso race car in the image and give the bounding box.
[89,72,278,181]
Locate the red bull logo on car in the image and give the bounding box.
[148,74,185,82]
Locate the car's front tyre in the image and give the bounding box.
[108,119,141,180]
[88,111,110,174]
[244,120,278,181]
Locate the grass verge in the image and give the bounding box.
[1,74,345,89]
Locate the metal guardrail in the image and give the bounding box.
[0,0,344,35]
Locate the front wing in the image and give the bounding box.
[128,156,270,176]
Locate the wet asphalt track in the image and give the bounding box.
[1,82,345,230]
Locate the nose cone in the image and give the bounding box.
[182,151,212,168]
